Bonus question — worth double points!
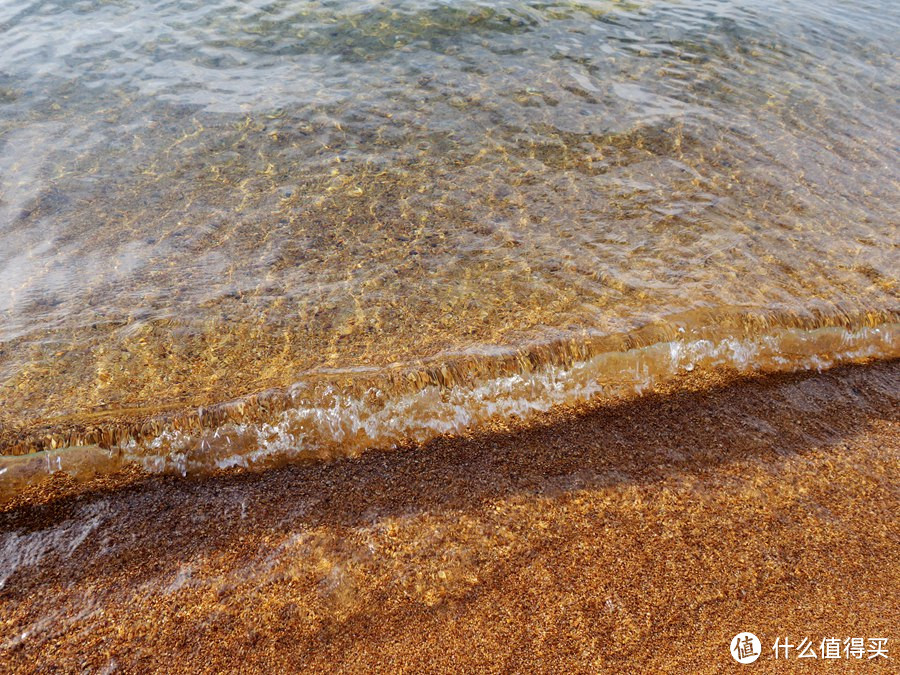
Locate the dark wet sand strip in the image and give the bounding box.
[1,360,898,672]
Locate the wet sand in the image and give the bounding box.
[1,360,898,672]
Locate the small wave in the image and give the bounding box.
[2,319,895,500]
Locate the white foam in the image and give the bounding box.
[112,323,897,476]
[1,322,894,496]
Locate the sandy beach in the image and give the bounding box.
[2,0,899,672]
[2,360,897,672]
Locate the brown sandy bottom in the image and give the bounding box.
[1,361,898,673]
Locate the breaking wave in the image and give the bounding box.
[2,316,896,500]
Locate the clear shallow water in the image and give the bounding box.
[0,0,897,484]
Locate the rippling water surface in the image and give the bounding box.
[0,0,897,487]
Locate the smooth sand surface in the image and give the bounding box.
[1,361,898,672]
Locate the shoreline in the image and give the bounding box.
[2,315,896,460]
[1,320,897,507]
[1,359,898,671]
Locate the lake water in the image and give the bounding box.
[0,0,897,490]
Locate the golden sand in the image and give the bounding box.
[1,360,898,672]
